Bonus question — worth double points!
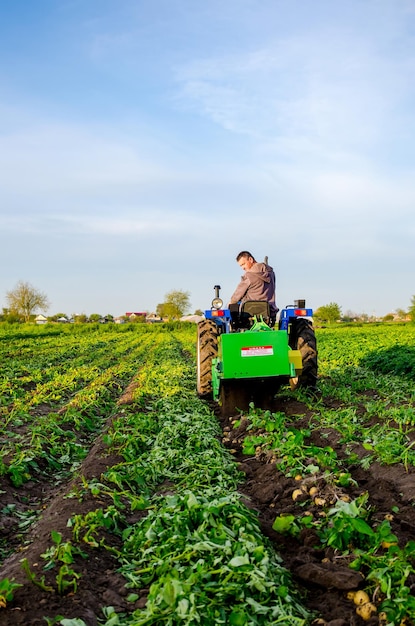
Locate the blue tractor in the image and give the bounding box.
[196,285,318,415]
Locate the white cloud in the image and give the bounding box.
[174,21,415,169]
[1,0,414,318]
[0,122,171,194]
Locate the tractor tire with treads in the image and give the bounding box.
[289,318,318,390]
[196,319,218,398]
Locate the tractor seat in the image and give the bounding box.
[230,301,274,330]
[241,301,271,319]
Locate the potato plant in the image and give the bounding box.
[1,321,415,625]
[0,323,311,624]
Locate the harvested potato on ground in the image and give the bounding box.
[353,590,370,605]
[292,488,304,501]
[356,602,377,620]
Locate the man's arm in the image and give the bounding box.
[229,275,249,304]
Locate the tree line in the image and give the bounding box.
[314,301,415,324]
[2,280,415,324]
[1,281,194,323]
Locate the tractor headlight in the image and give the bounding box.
[212,297,223,310]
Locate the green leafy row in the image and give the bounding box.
[64,331,312,625]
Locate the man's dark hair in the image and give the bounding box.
[236,251,256,262]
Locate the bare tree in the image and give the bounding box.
[6,280,50,323]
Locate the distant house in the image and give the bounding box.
[146,313,163,323]
[125,312,148,320]
[35,314,48,324]
[57,316,68,323]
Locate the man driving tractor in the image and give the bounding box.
[197,252,317,410]
[229,251,278,323]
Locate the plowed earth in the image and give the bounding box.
[1,388,415,626]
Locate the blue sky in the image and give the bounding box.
[1,0,414,318]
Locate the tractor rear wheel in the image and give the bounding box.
[289,318,318,390]
[196,319,218,398]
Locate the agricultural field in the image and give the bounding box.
[0,321,415,626]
